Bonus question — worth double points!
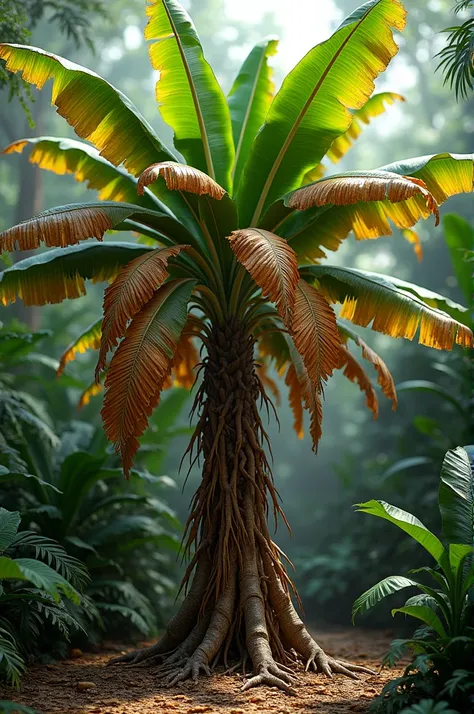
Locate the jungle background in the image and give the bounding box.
[0,0,472,683]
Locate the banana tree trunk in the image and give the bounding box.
[110,318,370,690]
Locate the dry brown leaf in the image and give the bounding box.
[357,337,397,410]
[291,280,340,392]
[285,363,304,439]
[102,279,193,476]
[337,344,379,418]
[287,172,439,226]
[0,204,119,252]
[96,245,187,378]
[229,228,299,325]
[137,161,226,199]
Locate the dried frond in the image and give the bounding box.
[101,278,195,476]
[288,171,439,225]
[338,320,398,411]
[291,279,341,392]
[0,202,143,252]
[137,161,226,199]
[229,228,299,325]
[357,336,397,409]
[337,344,379,418]
[285,363,304,438]
[290,346,323,451]
[96,245,188,378]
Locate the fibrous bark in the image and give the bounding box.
[110,317,373,692]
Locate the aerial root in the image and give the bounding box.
[160,658,212,687]
[262,549,377,680]
[107,641,167,666]
[242,663,298,695]
[237,492,298,695]
[107,555,211,666]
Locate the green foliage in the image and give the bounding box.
[0,323,185,678]
[0,0,106,116]
[0,506,84,687]
[436,1,473,101]
[352,447,474,714]
[442,215,473,304]
[1,418,182,646]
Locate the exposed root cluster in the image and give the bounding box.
[110,318,375,692]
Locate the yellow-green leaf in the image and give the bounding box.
[237,0,407,225]
[304,265,473,350]
[227,37,278,190]
[4,137,161,210]
[302,92,404,183]
[145,0,234,191]
[0,242,152,306]
[57,319,102,376]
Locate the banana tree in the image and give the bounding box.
[0,0,473,694]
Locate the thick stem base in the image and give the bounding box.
[109,318,375,692]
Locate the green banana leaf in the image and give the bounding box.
[352,575,419,621]
[355,499,445,563]
[227,37,278,190]
[391,604,447,637]
[4,136,162,211]
[443,214,473,304]
[237,0,407,225]
[0,242,153,306]
[439,446,474,546]
[146,0,234,191]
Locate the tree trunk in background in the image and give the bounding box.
[12,90,45,330]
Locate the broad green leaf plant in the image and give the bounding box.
[0,0,472,693]
[353,447,474,713]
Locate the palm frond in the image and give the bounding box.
[453,1,473,14]
[436,18,474,100]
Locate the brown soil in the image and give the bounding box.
[1,629,404,714]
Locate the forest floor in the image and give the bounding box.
[2,628,404,714]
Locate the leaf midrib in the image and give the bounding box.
[296,282,324,390]
[254,228,293,323]
[162,1,215,180]
[232,45,267,182]
[250,1,383,225]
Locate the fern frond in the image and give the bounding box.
[9,532,89,590]
[0,628,26,687]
